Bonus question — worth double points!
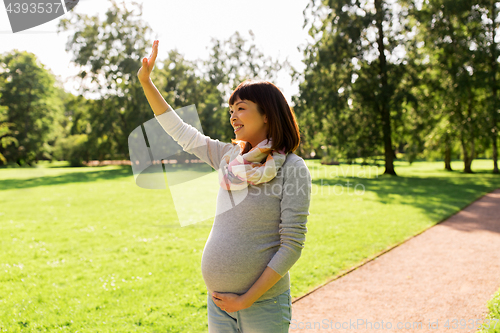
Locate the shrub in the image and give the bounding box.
[53,134,89,167]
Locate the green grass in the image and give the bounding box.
[0,159,499,332]
[480,288,500,333]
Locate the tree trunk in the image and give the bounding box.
[490,2,499,174]
[375,0,396,176]
[461,135,473,173]
[22,86,32,165]
[461,81,475,174]
[444,137,452,171]
[493,133,499,174]
[469,139,475,172]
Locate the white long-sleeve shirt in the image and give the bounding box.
[154,108,312,302]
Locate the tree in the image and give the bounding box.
[50,90,94,166]
[203,31,284,143]
[295,0,417,175]
[57,0,155,160]
[416,0,492,173]
[0,50,64,166]
[474,0,500,173]
[58,0,284,161]
[406,30,460,171]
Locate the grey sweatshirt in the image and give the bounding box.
[154,107,312,302]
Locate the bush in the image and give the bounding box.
[480,288,500,333]
[52,134,89,167]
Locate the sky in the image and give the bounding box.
[0,0,313,103]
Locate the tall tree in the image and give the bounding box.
[417,0,487,173]
[295,0,416,175]
[0,50,64,166]
[408,31,460,171]
[474,0,500,173]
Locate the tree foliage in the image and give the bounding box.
[294,0,418,175]
[56,0,283,160]
[203,31,285,142]
[0,50,64,166]
[57,0,155,161]
[416,0,497,173]
[0,93,18,165]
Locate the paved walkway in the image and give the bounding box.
[290,189,500,333]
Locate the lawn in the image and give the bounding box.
[0,159,499,332]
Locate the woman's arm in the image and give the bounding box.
[138,40,234,170]
[244,160,311,303]
[154,110,234,170]
[267,159,312,276]
[138,40,170,116]
[239,266,283,306]
[140,78,171,116]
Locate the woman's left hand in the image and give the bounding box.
[212,292,253,312]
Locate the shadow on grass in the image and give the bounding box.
[0,166,134,190]
[0,162,213,191]
[312,174,500,234]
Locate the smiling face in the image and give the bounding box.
[229,97,269,148]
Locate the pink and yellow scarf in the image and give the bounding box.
[218,138,287,191]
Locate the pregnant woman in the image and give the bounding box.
[138,40,312,332]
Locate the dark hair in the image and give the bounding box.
[228,80,301,154]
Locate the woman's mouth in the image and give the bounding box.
[234,125,244,133]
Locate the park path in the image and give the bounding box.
[290,189,500,333]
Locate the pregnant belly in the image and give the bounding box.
[201,229,278,295]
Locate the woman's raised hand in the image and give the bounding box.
[137,40,159,83]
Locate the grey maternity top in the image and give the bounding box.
[154,107,312,302]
